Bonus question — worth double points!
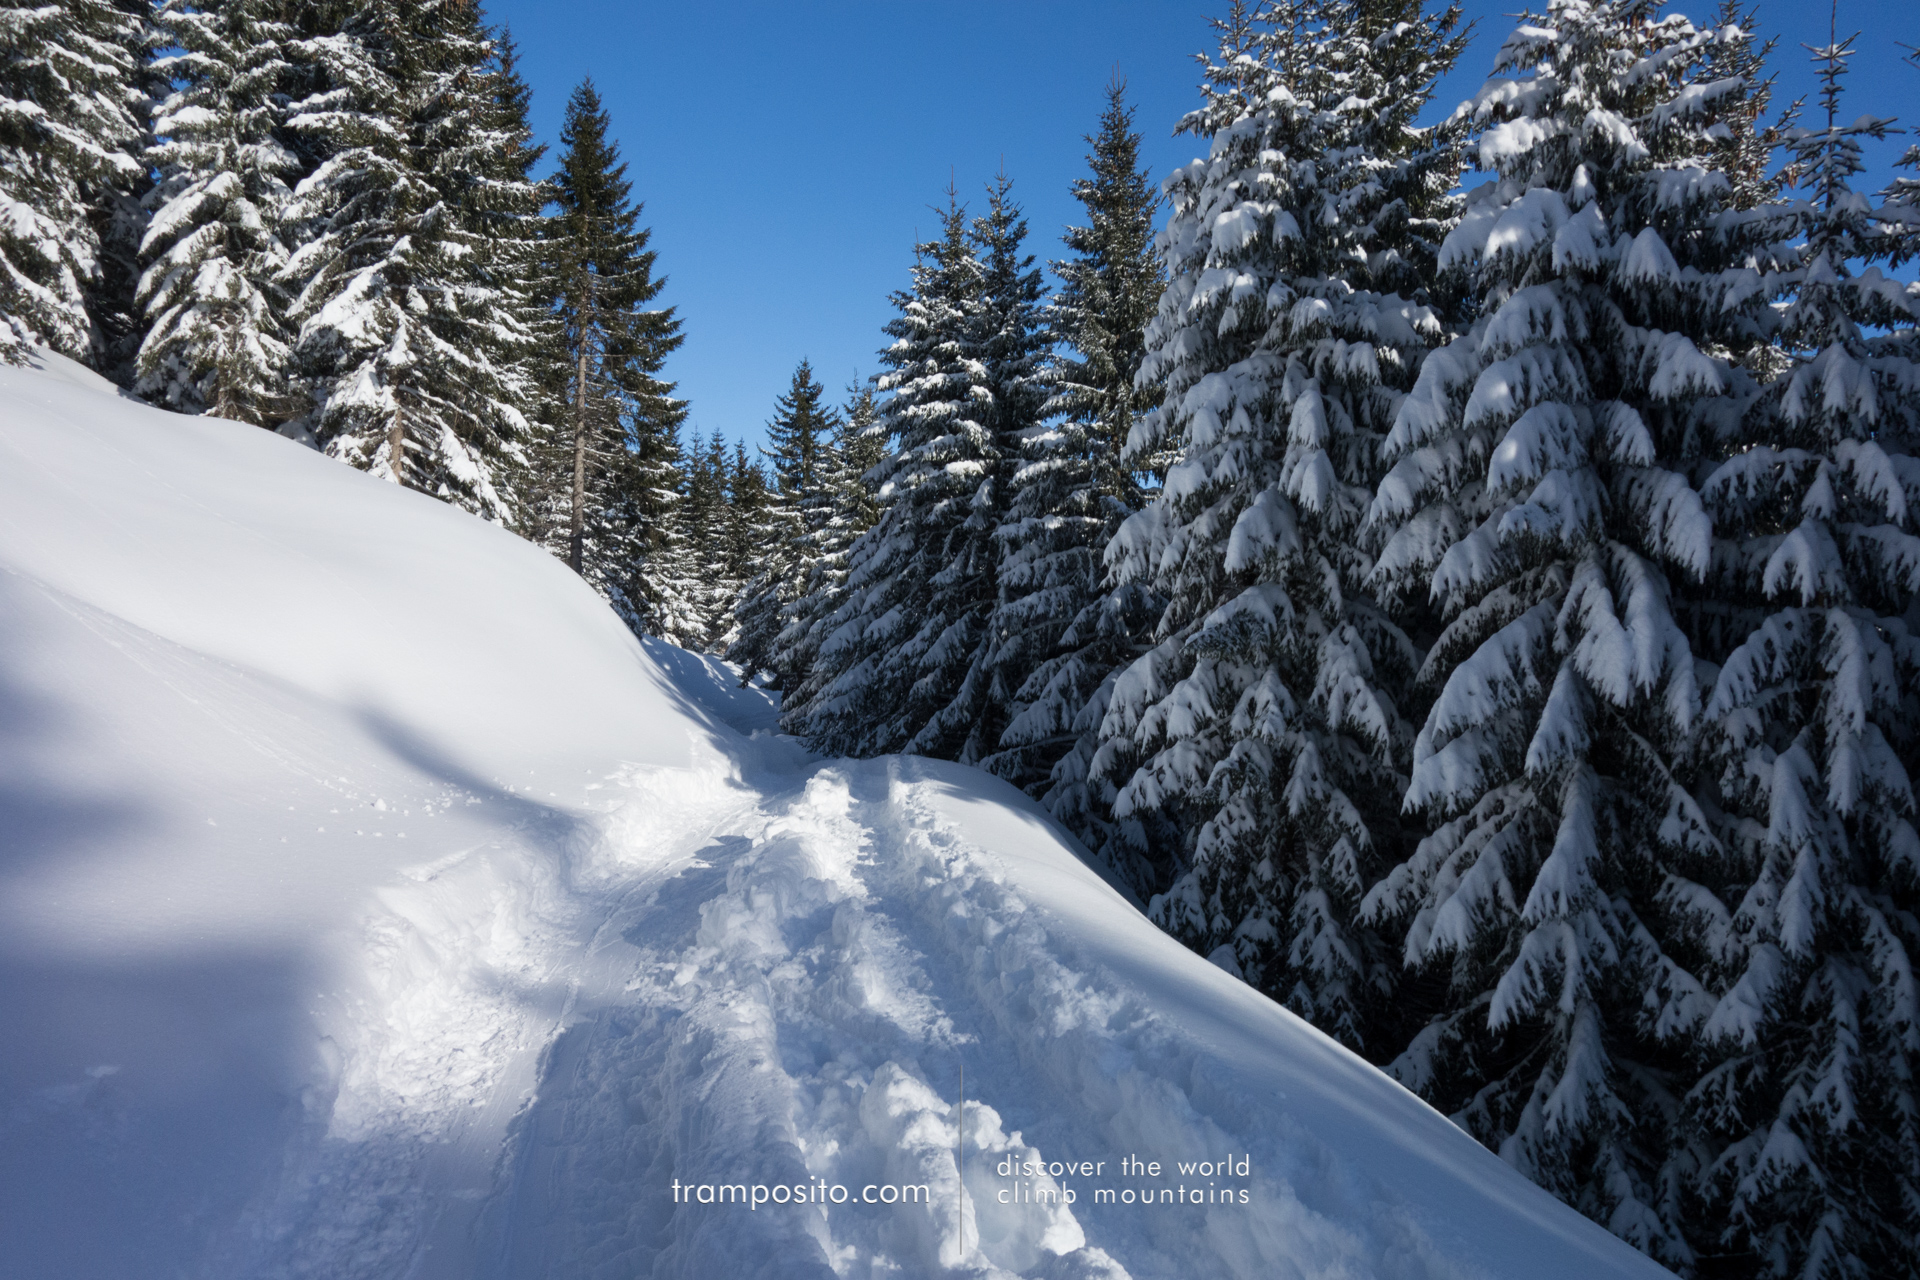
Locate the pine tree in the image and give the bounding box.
[0,0,147,363]
[907,174,1052,763]
[721,439,772,646]
[458,23,551,515]
[982,76,1165,866]
[732,358,841,685]
[773,381,884,701]
[783,195,990,754]
[483,27,576,548]
[1048,74,1165,481]
[1885,43,1920,274]
[1698,1,1796,214]
[1090,0,1462,1041]
[672,429,732,648]
[833,380,886,532]
[1352,0,1768,1262]
[1684,33,1920,1278]
[278,0,528,519]
[601,413,700,647]
[87,0,157,385]
[135,0,298,421]
[538,77,690,636]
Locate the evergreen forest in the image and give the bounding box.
[4,0,1918,1272]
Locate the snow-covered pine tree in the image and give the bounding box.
[279,0,528,520]
[732,358,841,685]
[85,0,157,385]
[772,380,884,700]
[906,173,1051,763]
[479,27,576,549]
[1353,1,1768,1262]
[135,0,298,421]
[538,77,691,638]
[0,0,147,363]
[982,75,1165,865]
[670,429,732,649]
[783,195,990,754]
[719,439,774,648]
[1697,0,1796,215]
[1684,34,1920,1278]
[600,412,700,648]
[1080,2,1277,898]
[1049,75,1165,487]
[833,380,886,532]
[1885,44,1920,273]
[458,23,552,521]
[1089,0,1461,1043]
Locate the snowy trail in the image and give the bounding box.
[0,354,1675,1280]
[226,717,1659,1280]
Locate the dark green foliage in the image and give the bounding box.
[772,380,885,700]
[908,174,1052,762]
[136,0,298,421]
[0,0,147,363]
[983,77,1166,856]
[783,181,1050,759]
[536,77,692,636]
[732,358,842,685]
[278,0,531,519]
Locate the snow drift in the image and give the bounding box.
[0,353,1673,1278]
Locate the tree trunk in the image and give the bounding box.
[389,400,405,486]
[570,335,589,573]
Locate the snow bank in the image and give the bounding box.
[0,353,1671,1277]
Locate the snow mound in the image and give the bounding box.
[0,353,1671,1278]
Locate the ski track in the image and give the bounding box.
[207,706,1482,1280]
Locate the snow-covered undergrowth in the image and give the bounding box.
[0,353,1671,1278]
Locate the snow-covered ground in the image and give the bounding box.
[0,353,1673,1279]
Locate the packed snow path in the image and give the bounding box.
[219,723,1649,1280]
[0,355,1671,1278]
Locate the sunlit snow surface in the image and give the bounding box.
[0,353,1673,1278]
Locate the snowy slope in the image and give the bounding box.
[0,353,1673,1279]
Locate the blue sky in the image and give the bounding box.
[479,0,1918,456]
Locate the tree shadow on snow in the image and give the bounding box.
[353,704,594,861]
[0,578,323,1280]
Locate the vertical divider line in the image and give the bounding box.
[957,1060,965,1261]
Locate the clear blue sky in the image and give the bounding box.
[478,0,1918,456]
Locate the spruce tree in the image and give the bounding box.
[907,174,1051,763]
[595,414,700,647]
[673,429,733,649]
[540,77,690,636]
[1048,75,1164,477]
[732,358,840,685]
[616,413,701,646]
[279,0,528,519]
[832,381,887,532]
[459,24,551,514]
[722,439,773,646]
[783,195,989,754]
[87,0,157,385]
[1698,1,1796,215]
[983,76,1165,864]
[1685,34,1920,1278]
[136,0,298,421]
[483,27,574,547]
[774,381,884,701]
[1352,0,1765,1262]
[0,0,147,363]
[1090,0,1462,1040]
[1886,45,1920,272]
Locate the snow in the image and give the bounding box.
[0,353,1675,1278]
